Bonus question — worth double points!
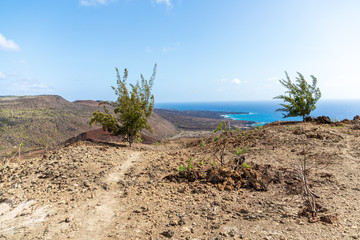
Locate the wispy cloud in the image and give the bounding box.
[155,0,172,8]
[231,78,241,85]
[0,74,54,95]
[221,78,243,85]
[12,80,54,95]
[0,33,20,51]
[80,0,174,8]
[79,0,114,7]
[219,77,245,92]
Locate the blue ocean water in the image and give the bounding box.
[156,100,360,125]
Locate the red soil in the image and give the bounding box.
[66,128,157,145]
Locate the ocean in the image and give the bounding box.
[156,99,360,125]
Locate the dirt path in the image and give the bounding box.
[105,152,141,185]
[0,149,144,240]
[60,151,143,240]
[1,122,360,239]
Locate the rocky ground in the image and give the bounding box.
[0,119,360,239]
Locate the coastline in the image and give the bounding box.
[156,100,360,124]
[154,108,254,132]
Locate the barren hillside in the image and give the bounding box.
[0,118,359,239]
[0,95,177,156]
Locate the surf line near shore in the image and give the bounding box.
[155,101,300,126]
[222,112,270,126]
[156,100,360,125]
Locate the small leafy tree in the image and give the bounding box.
[90,64,156,147]
[274,72,321,121]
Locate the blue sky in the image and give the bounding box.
[1,0,360,102]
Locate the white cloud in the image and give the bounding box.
[0,74,54,95]
[12,80,54,95]
[79,0,114,6]
[80,0,173,8]
[231,78,242,85]
[221,78,244,86]
[0,72,6,79]
[155,0,172,8]
[0,33,20,51]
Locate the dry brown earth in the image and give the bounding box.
[0,95,178,156]
[0,120,359,239]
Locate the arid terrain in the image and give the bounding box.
[0,116,360,239]
[0,95,251,158]
[0,95,178,156]
[153,109,252,131]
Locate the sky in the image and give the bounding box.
[1,0,360,103]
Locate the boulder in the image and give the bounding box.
[315,116,332,124]
[304,116,314,122]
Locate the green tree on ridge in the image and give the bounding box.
[90,64,156,147]
[274,72,321,121]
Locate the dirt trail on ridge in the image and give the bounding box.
[0,121,360,239]
[0,144,150,240]
[69,152,142,240]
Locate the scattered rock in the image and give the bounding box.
[228,229,236,237]
[161,230,174,238]
[320,215,338,224]
[166,165,272,191]
[2,120,359,239]
[210,223,220,230]
[168,220,177,226]
[304,116,314,122]
[239,209,249,214]
[178,218,186,226]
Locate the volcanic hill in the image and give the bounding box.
[0,95,177,156]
